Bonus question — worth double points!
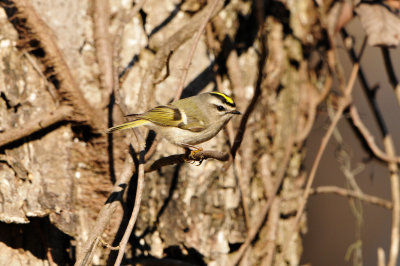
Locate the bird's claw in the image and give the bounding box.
[184,149,204,165]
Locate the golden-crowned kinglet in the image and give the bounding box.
[108,92,240,150]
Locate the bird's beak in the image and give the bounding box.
[229,110,241,115]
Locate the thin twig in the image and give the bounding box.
[228,132,296,266]
[23,52,58,102]
[229,0,266,159]
[378,247,386,266]
[137,0,224,112]
[296,76,332,143]
[260,198,280,266]
[381,45,400,266]
[114,130,145,266]
[310,186,392,209]
[174,0,221,101]
[233,152,251,228]
[99,237,120,251]
[0,105,73,148]
[46,247,55,266]
[144,135,160,161]
[75,158,136,266]
[80,16,145,260]
[111,58,147,266]
[380,47,400,105]
[114,0,148,86]
[281,63,359,257]
[154,51,173,85]
[343,34,400,266]
[385,135,400,266]
[349,105,400,163]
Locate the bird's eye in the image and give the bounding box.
[216,105,226,112]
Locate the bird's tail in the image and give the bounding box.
[107,119,150,133]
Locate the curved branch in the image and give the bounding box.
[310,186,393,209]
[350,105,400,164]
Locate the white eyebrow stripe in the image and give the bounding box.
[209,98,224,106]
[180,109,188,124]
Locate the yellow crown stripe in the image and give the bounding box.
[210,92,234,105]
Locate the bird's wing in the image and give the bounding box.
[139,105,207,132]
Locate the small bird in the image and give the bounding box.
[108,92,240,151]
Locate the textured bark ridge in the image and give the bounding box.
[1,0,398,265]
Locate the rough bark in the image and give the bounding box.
[1,0,395,265]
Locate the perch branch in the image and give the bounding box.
[145,150,229,173]
[0,105,73,148]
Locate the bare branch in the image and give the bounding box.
[349,105,400,163]
[381,47,400,107]
[229,0,267,159]
[280,62,359,260]
[260,198,280,266]
[114,130,145,266]
[378,247,386,266]
[384,135,400,266]
[310,186,393,209]
[137,0,224,112]
[296,76,332,143]
[75,158,135,266]
[145,150,229,173]
[0,105,73,148]
[343,32,400,266]
[173,0,222,101]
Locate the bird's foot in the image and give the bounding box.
[183,146,204,165]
